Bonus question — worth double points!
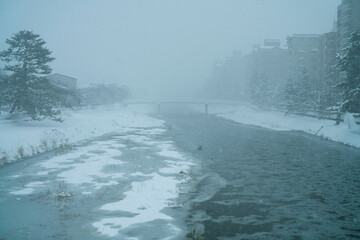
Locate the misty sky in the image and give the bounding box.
[0,0,340,99]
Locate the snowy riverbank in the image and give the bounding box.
[0,104,162,164]
[0,107,195,239]
[210,105,360,148]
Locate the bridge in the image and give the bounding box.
[123,100,245,114]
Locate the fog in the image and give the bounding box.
[2,1,360,239]
[0,0,339,100]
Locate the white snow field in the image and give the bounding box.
[210,104,360,148]
[0,104,161,163]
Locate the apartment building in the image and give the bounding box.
[337,0,360,51]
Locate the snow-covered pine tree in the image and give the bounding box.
[0,30,64,121]
[0,71,11,113]
[338,30,360,113]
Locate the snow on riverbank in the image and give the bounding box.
[210,105,360,148]
[2,109,195,239]
[0,104,163,163]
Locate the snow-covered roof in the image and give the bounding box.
[289,34,321,38]
[46,73,77,90]
[47,73,77,81]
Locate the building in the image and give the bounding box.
[242,39,288,104]
[46,73,77,90]
[320,31,338,87]
[252,39,288,90]
[337,0,360,51]
[206,50,245,100]
[264,39,281,47]
[320,32,337,86]
[320,31,339,106]
[287,34,322,90]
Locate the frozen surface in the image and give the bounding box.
[211,105,360,148]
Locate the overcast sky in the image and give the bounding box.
[0,0,340,99]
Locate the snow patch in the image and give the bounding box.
[158,143,186,160]
[10,188,34,195]
[213,105,360,148]
[93,141,194,238]
[39,140,125,189]
[0,104,164,163]
[93,173,178,237]
[26,181,46,188]
[344,112,358,129]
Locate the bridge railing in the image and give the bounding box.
[123,100,246,114]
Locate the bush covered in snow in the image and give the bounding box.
[78,84,129,106]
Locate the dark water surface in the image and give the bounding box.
[162,113,360,240]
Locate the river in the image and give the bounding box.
[163,113,360,240]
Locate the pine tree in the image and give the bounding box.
[0,30,63,121]
[0,71,12,111]
[338,30,360,113]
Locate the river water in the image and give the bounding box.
[1,112,359,240]
[163,113,360,240]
